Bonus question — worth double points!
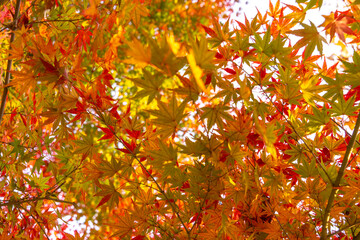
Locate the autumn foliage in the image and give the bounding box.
[2,0,360,239]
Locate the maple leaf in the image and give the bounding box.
[201,24,217,38]
[322,73,346,100]
[130,69,163,104]
[74,26,93,51]
[148,36,186,76]
[191,36,216,70]
[109,212,136,238]
[303,106,331,130]
[27,172,51,191]
[201,103,233,130]
[290,22,327,59]
[123,38,152,67]
[179,137,209,157]
[187,49,206,92]
[213,77,240,104]
[8,68,37,95]
[73,134,97,158]
[95,182,122,208]
[66,101,88,123]
[300,0,323,10]
[98,126,115,141]
[64,231,85,240]
[147,94,187,138]
[117,137,137,154]
[59,86,79,109]
[296,159,319,178]
[128,1,149,28]
[41,107,69,132]
[135,189,154,205]
[329,95,360,116]
[299,74,330,106]
[202,18,232,47]
[149,140,179,179]
[340,50,360,74]
[320,10,357,43]
[173,74,201,101]
[97,156,122,178]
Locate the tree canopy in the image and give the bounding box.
[1,0,360,239]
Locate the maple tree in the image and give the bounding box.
[2,0,360,239]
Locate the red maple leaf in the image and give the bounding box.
[99,126,115,140]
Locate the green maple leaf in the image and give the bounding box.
[148,36,186,76]
[267,34,295,68]
[296,159,318,178]
[73,134,96,157]
[149,141,177,167]
[147,94,187,138]
[207,18,232,47]
[322,73,346,100]
[213,78,240,104]
[28,172,51,191]
[290,21,327,59]
[340,51,360,74]
[10,139,22,157]
[318,162,338,184]
[149,141,182,182]
[191,36,216,70]
[201,104,233,130]
[303,106,331,130]
[254,27,272,54]
[98,156,122,178]
[173,74,200,102]
[285,143,309,163]
[179,137,209,157]
[297,0,323,10]
[130,69,163,104]
[329,95,360,116]
[263,170,282,193]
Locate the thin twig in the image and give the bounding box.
[189,171,213,234]
[29,18,87,24]
[93,108,191,236]
[0,0,21,124]
[18,205,50,240]
[0,196,77,207]
[326,220,360,238]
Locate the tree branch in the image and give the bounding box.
[326,220,360,238]
[0,0,21,124]
[320,112,360,239]
[0,196,77,207]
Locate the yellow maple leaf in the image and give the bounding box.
[187,49,206,92]
[123,38,151,67]
[129,1,149,28]
[8,69,36,95]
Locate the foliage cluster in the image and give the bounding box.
[2,0,360,239]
